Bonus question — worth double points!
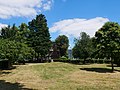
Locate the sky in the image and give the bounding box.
[0,0,120,48]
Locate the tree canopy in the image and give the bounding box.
[72,32,94,63]
[28,14,51,61]
[0,39,33,63]
[55,35,69,57]
[95,22,120,57]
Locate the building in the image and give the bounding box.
[68,49,73,59]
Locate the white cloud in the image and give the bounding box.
[50,17,109,37]
[43,0,53,10]
[0,23,8,30]
[0,0,53,19]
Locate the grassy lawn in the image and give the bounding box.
[0,62,120,90]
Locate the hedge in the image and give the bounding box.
[53,59,111,64]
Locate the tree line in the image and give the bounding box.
[72,22,120,72]
[0,13,120,72]
[0,14,69,64]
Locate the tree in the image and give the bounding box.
[55,35,69,57]
[0,39,33,63]
[28,14,51,61]
[72,32,93,64]
[1,24,18,40]
[1,25,11,39]
[95,22,120,72]
[15,23,29,43]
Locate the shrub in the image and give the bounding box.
[60,56,68,60]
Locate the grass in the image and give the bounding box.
[0,62,120,90]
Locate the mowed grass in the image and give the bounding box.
[0,62,120,90]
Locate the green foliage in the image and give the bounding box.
[95,22,120,69]
[60,56,68,60]
[0,14,51,63]
[0,39,33,63]
[72,32,94,61]
[1,24,18,40]
[16,23,29,43]
[28,14,51,59]
[55,35,69,57]
[95,22,120,58]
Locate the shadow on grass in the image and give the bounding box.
[0,71,11,74]
[0,80,33,90]
[80,68,113,73]
[0,66,17,76]
[0,66,16,70]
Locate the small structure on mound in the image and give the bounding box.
[0,59,12,69]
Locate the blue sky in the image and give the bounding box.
[0,0,120,48]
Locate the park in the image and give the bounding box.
[0,13,120,90]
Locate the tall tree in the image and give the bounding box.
[55,35,69,57]
[72,32,93,63]
[95,22,120,72]
[28,14,51,61]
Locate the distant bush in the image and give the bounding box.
[53,58,111,65]
[59,56,68,60]
[90,59,111,64]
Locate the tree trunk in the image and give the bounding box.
[35,52,37,61]
[110,57,114,72]
[83,58,86,64]
[38,53,40,62]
